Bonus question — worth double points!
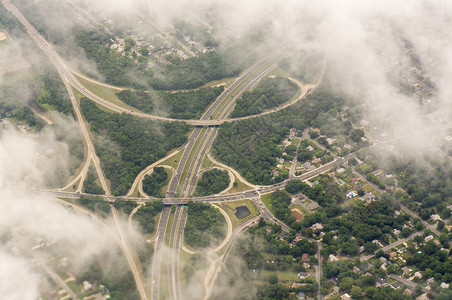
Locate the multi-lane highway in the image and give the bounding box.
[150,206,171,300]
[2,1,336,299]
[152,55,286,299]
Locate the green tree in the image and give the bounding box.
[350,286,363,299]
[339,277,354,291]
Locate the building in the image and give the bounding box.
[424,235,434,242]
[336,168,346,174]
[417,293,429,300]
[302,162,311,169]
[83,281,93,291]
[361,193,374,202]
[283,140,292,147]
[297,272,314,279]
[307,201,319,211]
[291,193,306,202]
[311,223,323,231]
[440,282,450,289]
[431,214,442,221]
[376,278,386,287]
[402,267,411,275]
[341,293,352,300]
[302,253,309,261]
[329,254,339,262]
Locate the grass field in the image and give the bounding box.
[75,75,144,112]
[220,199,259,230]
[261,193,275,215]
[164,208,176,245]
[289,204,309,216]
[261,270,299,281]
[200,154,217,169]
[159,168,174,197]
[158,150,184,170]
[226,177,254,194]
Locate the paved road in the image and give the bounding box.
[150,206,171,300]
[2,0,297,127]
[350,164,447,243]
[316,242,324,300]
[168,206,181,300]
[388,274,430,293]
[111,205,148,300]
[174,207,187,300]
[42,150,353,205]
[34,254,77,300]
[360,231,423,261]
[170,54,286,198]
[166,127,203,197]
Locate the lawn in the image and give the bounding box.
[261,270,299,281]
[226,177,254,194]
[164,208,176,245]
[75,75,141,112]
[158,149,184,170]
[66,280,82,294]
[340,196,360,208]
[261,193,274,215]
[220,199,259,230]
[200,154,217,169]
[159,168,174,197]
[289,204,309,216]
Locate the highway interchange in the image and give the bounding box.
[4,1,450,299]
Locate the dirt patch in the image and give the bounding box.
[0,32,6,41]
[291,208,304,222]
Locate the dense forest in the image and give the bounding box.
[112,199,138,215]
[142,167,169,198]
[133,200,164,234]
[115,90,153,113]
[213,86,345,185]
[230,77,298,118]
[75,28,134,86]
[266,190,296,227]
[194,169,230,196]
[149,51,240,90]
[80,98,191,195]
[82,166,105,195]
[76,195,110,218]
[116,86,223,119]
[184,202,226,248]
[36,72,73,115]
